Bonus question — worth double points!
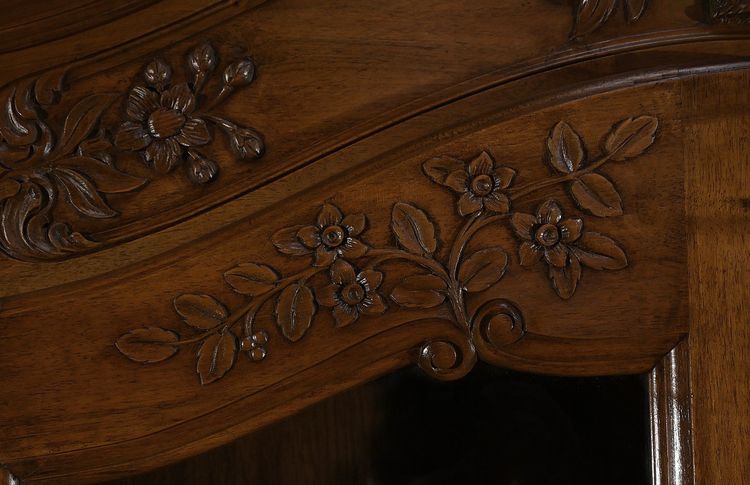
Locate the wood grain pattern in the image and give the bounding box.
[684,69,750,485]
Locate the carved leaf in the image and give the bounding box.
[546,121,586,173]
[0,178,20,200]
[173,294,228,330]
[224,263,279,295]
[569,173,623,217]
[390,274,447,308]
[51,168,118,218]
[0,88,39,146]
[422,156,465,186]
[572,232,627,270]
[56,94,117,156]
[57,156,147,193]
[272,225,310,256]
[196,331,237,385]
[391,202,437,256]
[572,0,617,38]
[34,69,65,105]
[116,327,179,363]
[624,0,647,21]
[275,283,316,342]
[458,248,509,292]
[604,116,658,161]
[549,254,581,299]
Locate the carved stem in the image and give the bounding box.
[365,248,450,283]
[448,211,481,281]
[174,266,326,346]
[202,86,234,112]
[508,151,615,201]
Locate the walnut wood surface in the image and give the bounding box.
[0,1,748,483]
[684,69,750,485]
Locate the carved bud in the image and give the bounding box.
[143,58,172,90]
[229,126,264,160]
[189,42,217,74]
[186,153,218,184]
[223,58,256,87]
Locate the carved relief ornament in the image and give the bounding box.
[116,115,659,385]
[0,42,265,262]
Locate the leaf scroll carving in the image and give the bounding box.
[0,41,266,262]
[116,115,658,385]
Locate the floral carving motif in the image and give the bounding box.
[115,44,263,184]
[0,42,265,261]
[116,115,658,385]
[571,0,648,38]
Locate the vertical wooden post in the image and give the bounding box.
[683,70,750,484]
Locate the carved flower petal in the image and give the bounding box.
[358,269,383,290]
[544,243,568,268]
[340,238,368,259]
[341,213,366,236]
[175,118,211,147]
[317,203,343,227]
[145,138,182,174]
[457,192,483,216]
[494,166,516,189]
[444,169,468,193]
[315,284,339,307]
[333,304,359,327]
[519,241,543,266]
[560,218,583,243]
[115,121,152,151]
[482,192,510,214]
[537,199,563,224]
[161,82,196,114]
[468,152,494,176]
[360,292,387,315]
[297,225,321,248]
[510,212,536,240]
[126,86,160,122]
[330,259,356,285]
[314,245,337,267]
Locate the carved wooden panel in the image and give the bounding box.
[114,116,657,384]
[2,1,750,484]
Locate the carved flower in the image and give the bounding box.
[272,203,368,266]
[316,260,387,327]
[511,199,627,299]
[115,59,215,179]
[511,200,582,270]
[423,151,515,216]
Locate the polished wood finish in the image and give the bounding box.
[0,1,748,483]
[684,70,750,484]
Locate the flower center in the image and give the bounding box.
[341,283,366,305]
[147,108,185,138]
[470,174,494,197]
[535,223,560,247]
[321,225,346,247]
